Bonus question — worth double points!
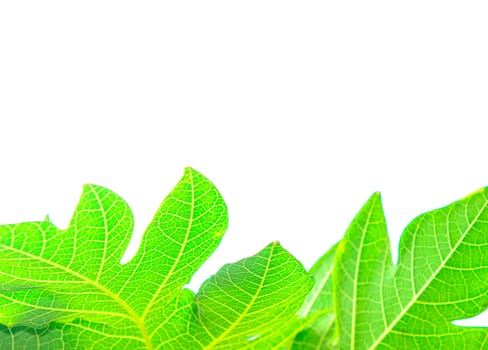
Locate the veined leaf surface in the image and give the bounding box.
[190,242,313,349]
[0,168,228,349]
[333,190,488,349]
[292,243,338,350]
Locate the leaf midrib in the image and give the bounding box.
[299,264,333,317]
[349,195,377,350]
[368,199,488,350]
[91,186,109,284]
[202,243,276,350]
[140,170,196,322]
[0,292,129,321]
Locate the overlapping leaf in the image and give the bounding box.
[190,242,313,349]
[3,168,488,349]
[0,168,317,350]
[289,189,488,349]
[292,243,338,350]
[332,190,488,349]
[0,168,228,349]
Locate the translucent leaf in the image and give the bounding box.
[292,242,338,350]
[333,190,488,349]
[0,168,228,349]
[190,242,313,349]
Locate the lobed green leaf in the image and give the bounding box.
[0,168,228,349]
[333,190,488,349]
[3,169,488,350]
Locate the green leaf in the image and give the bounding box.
[292,243,338,350]
[190,242,313,349]
[333,190,488,349]
[0,167,228,349]
[7,168,488,349]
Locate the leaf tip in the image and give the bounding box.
[184,166,199,176]
[462,187,487,200]
[266,240,285,252]
[183,167,207,182]
[366,191,383,206]
[81,183,96,193]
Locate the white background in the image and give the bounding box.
[1,2,487,326]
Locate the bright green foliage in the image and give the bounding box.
[332,190,488,349]
[292,243,337,350]
[0,168,229,349]
[191,242,313,349]
[0,168,314,349]
[2,169,488,349]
